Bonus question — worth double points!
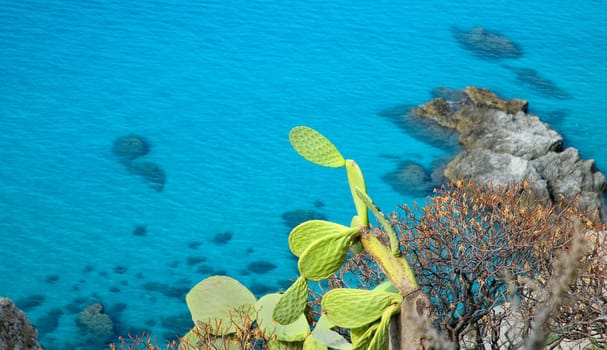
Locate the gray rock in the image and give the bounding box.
[0,297,43,350]
[415,87,605,220]
[453,108,563,160]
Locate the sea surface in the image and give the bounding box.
[1,1,606,349]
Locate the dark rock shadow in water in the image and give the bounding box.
[281,209,327,230]
[377,104,460,151]
[451,25,523,60]
[382,158,450,198]
[125,161,166,192]
[502,64,572,100]
[112,135,150,162]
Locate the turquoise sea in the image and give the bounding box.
[1,1,606,349]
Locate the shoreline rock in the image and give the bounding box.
[412,86,606,220]
[0,297,43,350]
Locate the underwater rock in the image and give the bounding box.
[502,64,572,100]
[15,294,46,312]
[76,303,114,339]
[45,274,59,284]
[382,160,439,197]
[112,135,150,161]
[378,103,460,150]
[113,265,128,274]
[211,231,233,245]
[133,225,147,236]
[186,256,205,266]
[247,261,277,274]
[281,209,327,230]
[451,26,523,60]
[125,161,166,192]
[0,297,43,350]
[249,283,273,296]
[36,307,64,335]
[196,264,214,275]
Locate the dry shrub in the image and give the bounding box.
[392,180,605,349]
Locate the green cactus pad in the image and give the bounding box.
[185,275,257,335]
[303,334,330,350]
[349,216,364,254]
[351,323,379,350]
[289,220,351,257]
[298,229,357,281]
[345,160,368,227]
[311,327,352,350]
[367,304,398,350]
[179,327,200,350]
[256,293,310,342]
[272,276,309,325]
[321,288,402,328]
[289,126,346,168]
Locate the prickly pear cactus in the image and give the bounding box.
[289,126,346,168]
[297,229,358,281]
[289,220,351,257]
[321,288,402,329]
[273,276,309,325]
[256,293,310,342]
[185,275,257,335]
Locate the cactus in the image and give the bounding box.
[256,293,310,342]
[185,276,257,336]
[272,276,309,325]
[182,126,428,349]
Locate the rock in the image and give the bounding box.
[451,26,523,60]
[382,160,438,197]
[463,86,528,115]
[0,297,43,350]
[502,64,572,100]
[125,161,166,192]
[414,87,606,220]
[76,303,114,340]
[281,209,326,230]
[112,135,150,161]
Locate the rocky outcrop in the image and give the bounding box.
[76,303,114,340]
[0,297,43,350]
[412,86,606,219]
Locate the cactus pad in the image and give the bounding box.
[185,276,257,335]
[351,323,378,350]
[367,305,398,350]
[298,229,356,281]
[256,293,310,342]
[289,220,351,257]
[321,288,402,328]
[272,276,309,325]
[345,160,368,227]
[289,126,345,168]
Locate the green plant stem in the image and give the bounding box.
[360,230,418,294]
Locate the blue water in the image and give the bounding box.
[1,1,606,348]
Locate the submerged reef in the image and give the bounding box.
[112,135,150,162]
[451,25,523,60]
[112,135,166,192]
[502,64,572,100]
[281,209,327,230]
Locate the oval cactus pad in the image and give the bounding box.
[256,293,310,342]
[321,289,402,328]
[272,276,309,325]
[298,229,357,281]
[289,126,346,168]
[289,220,351,257]
[186,275,257,335]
